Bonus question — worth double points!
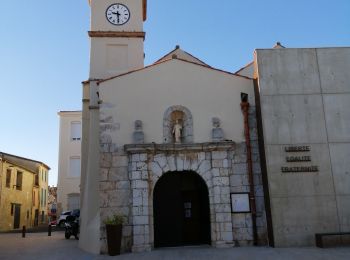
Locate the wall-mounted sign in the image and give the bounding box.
[281,145,319,173]
[286,156,311,162]
[231,193,251,213]
[281,166,319,172]
[285,146,310,152]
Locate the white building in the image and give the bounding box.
[57,111,82,214]
[78,0,350,256]
[80,0,265,254]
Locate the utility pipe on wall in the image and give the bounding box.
[240,93,258,246]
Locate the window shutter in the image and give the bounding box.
[69,157,81,177]
[71,122,81,141]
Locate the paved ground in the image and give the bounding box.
[1,231,350,260]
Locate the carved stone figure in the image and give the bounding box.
[172,120,182,143]
[212,117,220,128]
[212,117,224,142]
[133,120,144,144]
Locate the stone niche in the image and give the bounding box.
[163,105,193,143]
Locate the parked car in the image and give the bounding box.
[58,211,71,227]
[49,220,57,226]
[71,209,80,218]
[58,209,80,227]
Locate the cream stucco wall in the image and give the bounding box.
[90,38,144,79]
[235,62,254,78]
[57,111,82,212]
[0,160,49,231]
[37,165,49,221]
[99,59,254,147]
[89,0,145,79]
[0,162,34,230]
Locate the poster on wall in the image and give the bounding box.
[230,193,251,213]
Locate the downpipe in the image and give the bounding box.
[240,93,258,246]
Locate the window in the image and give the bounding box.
[33,191,36,206]
[67,193,80,210]
[40,189,43,207]
[10,203,20,216]
[69,157,81,177]
[6,169,11,188]
[34,173,39,186]
[44,189,47,206]
[71,122,81,141]
[16,171,23,190]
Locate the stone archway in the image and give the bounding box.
[153,171,211,247]
[163,105,193,143]
[126,142,235,252]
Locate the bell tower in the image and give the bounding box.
[88,0,147,79]
[80,1,147,255]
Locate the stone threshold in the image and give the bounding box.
[124,141,236,154]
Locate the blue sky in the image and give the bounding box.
[0,0,349,186]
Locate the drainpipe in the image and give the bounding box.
[240,93,258,246]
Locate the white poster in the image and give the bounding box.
[231,193,250,213]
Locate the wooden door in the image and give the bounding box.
[13,204,21,229]
[153,171,210,247]
[34,209,39,226]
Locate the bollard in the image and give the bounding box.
[48,224,52,236]
[22,226,26,238]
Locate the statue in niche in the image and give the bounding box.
[133,120,144,144]
[212,117,224,142]
[172,119,183,143]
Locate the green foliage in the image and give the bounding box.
[103,214,126,225]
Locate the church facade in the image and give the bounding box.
[80,0,350,255]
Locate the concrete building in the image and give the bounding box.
[254,47,350,246]
[57,111,82,214]
[0,152,50,231]
[78,0,350,255]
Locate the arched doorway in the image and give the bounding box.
[153,171,211,247]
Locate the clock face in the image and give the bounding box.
[106,3,130,26]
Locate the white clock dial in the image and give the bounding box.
[106,3,130,26]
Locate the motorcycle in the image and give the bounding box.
[64,215,79,240]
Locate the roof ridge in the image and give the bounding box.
[0,152,50,170]
[98,57,252,84]
[153,46,210,67]
[234,61,254,75]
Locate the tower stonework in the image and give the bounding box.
[80,1,146,254]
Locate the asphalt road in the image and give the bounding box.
[0,231,350,260]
